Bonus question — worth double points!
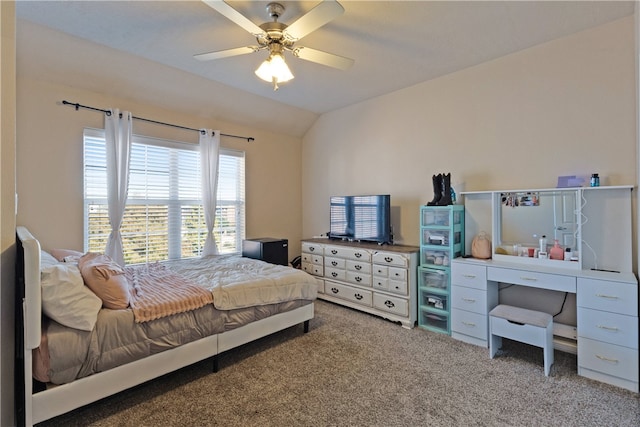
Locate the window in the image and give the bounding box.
[84,128,245,264]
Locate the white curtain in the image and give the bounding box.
[104,109,132,266]
[200,129,221,256]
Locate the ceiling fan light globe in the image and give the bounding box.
[254,53,294,84]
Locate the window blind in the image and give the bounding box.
[84,128,245,264]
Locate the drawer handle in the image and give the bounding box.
[462,297,476,303]
[596,325,619,332]
[384,300,395,308]
[310,247,315,252]
[520,276,538,282]
[355,253,362,258]
[355,265,362,270]
[596,293,619,300]
[354,293,363,300]
[394,272,400,277]
[384,256,393,263]
[462,274,476,279]
[462,321,476,327]
[331,287,339,294]
[355,276,362,282]
[331,261,338,266]
[331,250,338,255]
[595,354,619,364]
[331,272,338,277]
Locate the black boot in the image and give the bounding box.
[426,174,442,206]
[437,173,452,206]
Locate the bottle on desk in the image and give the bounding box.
[549,240,564,260]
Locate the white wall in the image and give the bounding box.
[302,16,637,251]
[0,2,17,425]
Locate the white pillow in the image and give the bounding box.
[40,250,60,270]
[41,264,102,331]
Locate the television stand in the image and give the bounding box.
[301,238,419,328]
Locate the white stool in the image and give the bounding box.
[489,304,554,376]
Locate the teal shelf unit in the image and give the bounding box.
[418,205,464,335]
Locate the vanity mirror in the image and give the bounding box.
[497,190,579,253]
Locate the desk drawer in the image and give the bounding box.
[577,278,638,316]
[452,262,487,290]
[452,308,487,340]
[578,337,639,381]
[577,307,638,349]
[451,285,487,314]
[487,267,576,293]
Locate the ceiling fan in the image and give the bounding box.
[195,0,354,90]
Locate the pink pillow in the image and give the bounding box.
[78,253,130,309]
[51,248,84,263]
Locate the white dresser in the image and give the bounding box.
[302,239,419,328]
[451,258,638,393]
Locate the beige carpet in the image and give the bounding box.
[38,300,639,426]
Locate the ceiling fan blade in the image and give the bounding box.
[293,46,354,70]
[194,46,259,61]
[202,0,266,37]
[283,0,345,42]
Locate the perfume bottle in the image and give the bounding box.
[550,240,564,260]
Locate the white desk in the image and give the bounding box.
[451,257,638,393]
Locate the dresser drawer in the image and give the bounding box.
[451,262,487,290]
[301,253,323,265]
[388,267,406,281]
[314,278,325,294]
[451,285,488,314]
[324,267,346,281]
[324,256,346,269]
[302,262,323,277]
[346,260,371,274]
[373,265,388,277]
[373,293,408,317]
[302,242,324,255]
[388,279,408,295]
[487,267,576,293]
[325,245,371,262]
[577,278,638,316]
[578,337,639,381]
[346,271,371,287]
[372,251,408,268]
[325,281,372,306]
[451,308,488,340]
[577,307,638,349]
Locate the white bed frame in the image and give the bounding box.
[16,226,314,426]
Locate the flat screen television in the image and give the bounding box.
[328,195,392,244]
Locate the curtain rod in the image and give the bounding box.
[61,100,255,142]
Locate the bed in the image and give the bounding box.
[15,226,317,426]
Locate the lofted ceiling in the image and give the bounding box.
[16,1,636,137]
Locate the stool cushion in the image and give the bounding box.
[489,304,552,328]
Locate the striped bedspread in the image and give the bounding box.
[126,262,213,323]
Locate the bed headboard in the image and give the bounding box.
[16,226,42,350]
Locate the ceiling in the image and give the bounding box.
[15,1,636,137]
